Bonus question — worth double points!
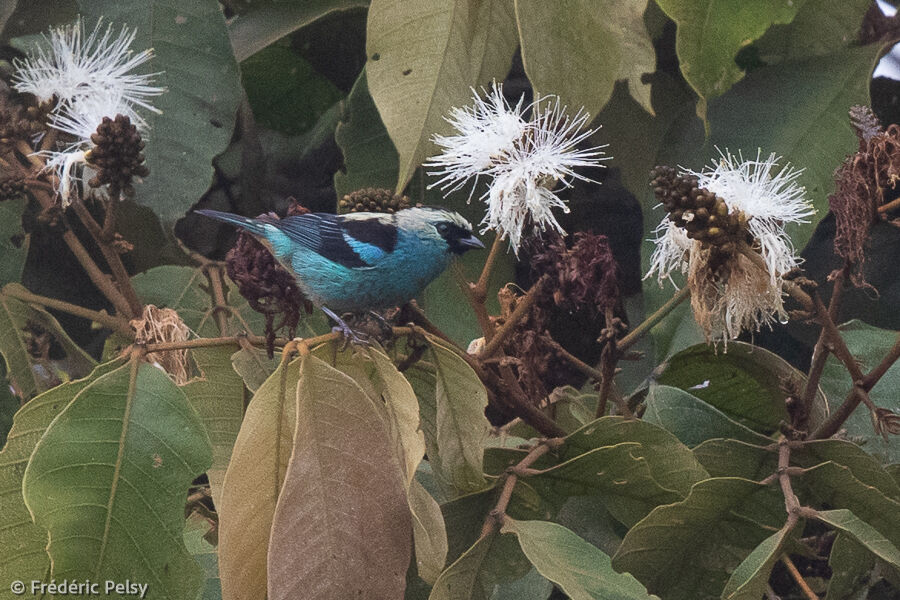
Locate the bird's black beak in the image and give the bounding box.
[457,235,485,250]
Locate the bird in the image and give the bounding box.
[195,206,485,340]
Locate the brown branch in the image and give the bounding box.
[543,335,603,381]
[474,235,503,302]
[480,438,564,536]
[781,555,819,600]
[479,276,548,358]
[877,196,900,214]
[204,264,231,335]
[70,199,142,317]
[861,331,900,390]
[452,261,494,340]
[801,271,845,418]
[497,363,567,438]
[617,286,690,352]
[2,285,135,337]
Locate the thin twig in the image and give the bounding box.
[474,235,503,302]
[617,286,690,352]
[452,261,494,340]
[480,438,564,536]
[781,555,819,600]
[479,276,548,358]
[497,363,567,438]
[70,199,142,317]
[2,285,135,337]
[204,264,231,335]
[800,271,845,417]
[543,335,603,381]
[877,196,900,214]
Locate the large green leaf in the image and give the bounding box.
[218,356,301,600]
[181,346,244,509]
[227,0,368,62]
[797,440,900,502]
[366,0,518,189]
[654,0,804,109]
[528,442,681,527]
[754,0,871,63]
[406,335,490,498]
[816,509,900,571]
[643,384,773,447]
[564,416,708,496]
[691,439,777,480]
[22,359,212,599]
[267,354,411,600]
[612,478,782,600]
[721,526,792,600]
[0,197,27,287]
[515,0,654,117]
[0,359,123,599]
[819,320,900,463]
[334,69,399,201]
[230,346,279,393]
[501,518,655,600]
[0,284,96,400]
[429,532,495,600]
[77,0,242,221]
[655,341,802,433]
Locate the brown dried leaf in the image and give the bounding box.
[267,354,412,600]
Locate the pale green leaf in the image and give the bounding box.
[366,0,518,189]
[816,509,900,570]
[721,527,792,600]
[429,533,495,600]
[184,513,221,600]
[230,346,278,393]
[22,359,212,598]
[410,477,450,585]
[218,356,300,600]
[502,518,656,600]
[826,534,876,600]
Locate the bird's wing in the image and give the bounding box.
[273,213,396,269]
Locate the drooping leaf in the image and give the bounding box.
[77,0,243,222]
[643,384,773,447]
[227,0,369,62]
[819,320,900,463]
[230,346,279,393]
[654,0,804,109]
[181,346,244,508]
[407,335,490,498]
[0,197,28,287]
[22,359,212,598]
[797,440,900,501]
[366,0,518,189]
[826,534,876,600]
[218,355,300,600]
[333,69,399,200]
[655,341,806,433]
[0,359,124,596]
[184,512,222,600]
[409,477,450,585]
[515,0,654,118]
[564,416,708,496]
[267,354,411,600]
[816,509,900,570]
[612,478,783,600]
[528,442,681,527]
[0,284,96,400]
[721,527,793,600]
[804,462,900,544]
[502,518,656,600]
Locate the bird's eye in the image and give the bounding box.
[436,222,450,234]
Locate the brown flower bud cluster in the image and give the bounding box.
[0,90,50,147]
[651,165,750,273]
[339,188,410,214]
[0,173,25,201]
[829,106,900,286]
[85,114,149,200]
[226,203,312,357]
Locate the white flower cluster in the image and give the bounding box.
[12,18,163,205]
[646,151,814,344]
[426,83,607,254]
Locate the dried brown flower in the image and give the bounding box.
[225,203,312,357]
[131,305,191,385]
[339,188,411,214]
[874,407,900,437]
[829,106,900,286]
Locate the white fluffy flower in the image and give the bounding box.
[12,18,163,113]
[426,83,607,254]
[13,19,163,205]
[646,151,814,344]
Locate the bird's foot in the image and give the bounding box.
[322,306,370,348]
[367,310,394,338]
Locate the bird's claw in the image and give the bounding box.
[322,306,370,349]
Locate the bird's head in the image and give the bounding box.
[395,207,485,255]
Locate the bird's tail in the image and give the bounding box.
[194,209,267,236]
